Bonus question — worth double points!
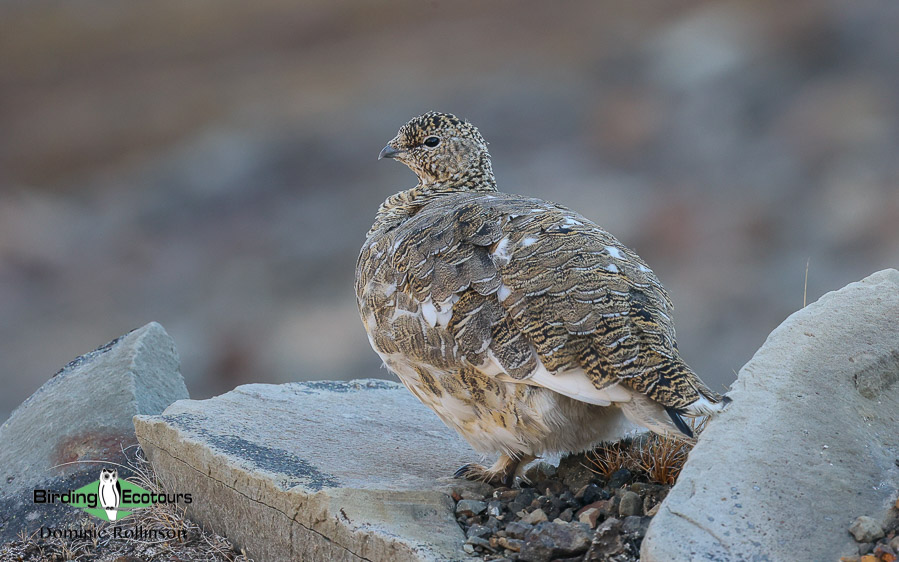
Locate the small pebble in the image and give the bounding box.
[455,499,487,517]
[578,507,600,528]
[607,468,633,489]
[582,483,609,504]
[558,490,577,508]
[508,489,538,514]
[619,491,642,517]
[850,516,884,543]
[466,523,492,539]
[497,536,524,552]
[504,521,533,539]
[622,515,652,538]
[873,543,896,561]
[465,535,494,551]
[522,508,548,524]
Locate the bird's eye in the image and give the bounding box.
[423,136,441,148]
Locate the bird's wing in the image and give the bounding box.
[375,191,713,410]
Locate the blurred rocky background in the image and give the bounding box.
[1,0,897,421]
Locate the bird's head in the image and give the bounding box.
[379,111,496,190]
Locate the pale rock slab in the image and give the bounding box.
[134,379,482,562]
[0,322,188,542]
[642,269,899,561]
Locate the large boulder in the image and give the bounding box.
[642,269,899,560]
[0,322,188,542]
[134,379,481,562]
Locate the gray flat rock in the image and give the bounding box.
[0,322,188,542]
[642,269,899,561]
[134,379,482,562]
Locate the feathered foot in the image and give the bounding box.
[668,395,733,438]
[454,453,535,486]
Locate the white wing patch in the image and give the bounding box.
[420,300,438,327]
[480,352,632,407]
[605,246,626,260]
[418,297,456,329]
[491,237,512,265]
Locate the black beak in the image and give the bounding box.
[378,145,401,160]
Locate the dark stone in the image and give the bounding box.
[545,506,561,521]
[874,543,897,560]
[456,499,487,517]
[467,523,492,539]
[520,520,592,562]
[466,535,495,551]
[558,490,578,508]
[532,495,553,512]
[509,488,539,514]
[498,536,525,553]
[551,494,570,511]
[622,515,651,538]
[582,484,609,504]
[607,468,633,489]
[519,538,555,562]
[585,517,629,560]
[505,521,534,539]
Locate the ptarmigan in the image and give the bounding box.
[356,112,729,485]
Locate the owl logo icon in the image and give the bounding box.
[98,468,121,521]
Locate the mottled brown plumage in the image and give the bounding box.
[356,112,728,485]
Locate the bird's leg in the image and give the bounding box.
[454,453,536,486]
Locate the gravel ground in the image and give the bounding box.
[842,498,899,562]
[451,435,688,562]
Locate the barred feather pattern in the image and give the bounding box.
[356,112,725,461]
